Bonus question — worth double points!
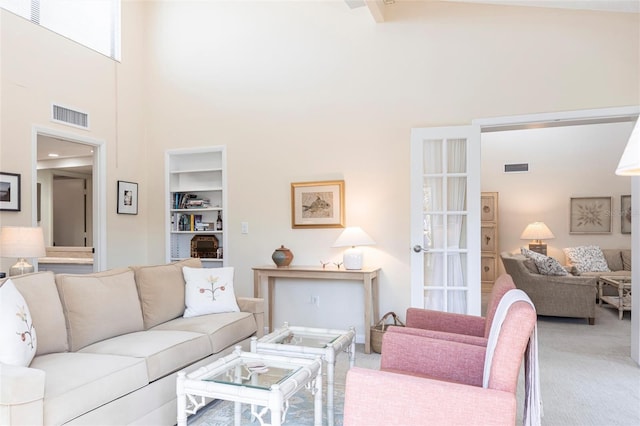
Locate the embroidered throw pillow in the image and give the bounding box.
[521,247,568,276]
[563,246,610,273]
[183,266,239,318]
[0,280,37,366]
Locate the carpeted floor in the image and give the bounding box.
[189,304,639,425]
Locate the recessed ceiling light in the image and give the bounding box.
[48,153,59,157]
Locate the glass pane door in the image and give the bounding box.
[411,126,480,315]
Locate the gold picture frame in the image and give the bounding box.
[291,180,345,229]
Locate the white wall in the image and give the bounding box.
[1,1,639,338]
[482,122,634,274]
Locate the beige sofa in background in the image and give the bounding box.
[0,259,264,426]
[500,251,597,325]
[573,248,632,280]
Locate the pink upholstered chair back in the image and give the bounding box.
[483,274,516,338]
[485,299,537,393]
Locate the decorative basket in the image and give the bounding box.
[371,311,405,354]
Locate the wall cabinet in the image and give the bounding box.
[481,192,498,292]
[165,147,226,267]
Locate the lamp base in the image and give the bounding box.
[9,258,34,276]
[343,247,363,270]
[528,243,547,256]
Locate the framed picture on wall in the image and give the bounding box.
[117,180,138,215]
[481,192,498,222]
[0,172,21,211]
[291,180,345,228]
[569,196,612,234]
[621,195,631,234]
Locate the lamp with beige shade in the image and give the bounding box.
[520,222,555,256]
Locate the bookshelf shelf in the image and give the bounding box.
[166,147,227,267]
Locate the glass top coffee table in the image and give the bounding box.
[251,323,356,426]
[598,276,632,320]
[176,345,322,426]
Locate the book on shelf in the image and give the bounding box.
[173,192,211,209]
[175,213,206,232]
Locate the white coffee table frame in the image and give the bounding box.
[251,323,356,426]
[176,345,322,426]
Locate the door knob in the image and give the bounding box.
[413,245,429,253]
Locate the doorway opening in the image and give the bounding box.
[32,127,106,272]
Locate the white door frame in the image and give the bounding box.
[473,105,640,366]
[32,126,106,272]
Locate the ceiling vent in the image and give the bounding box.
[504,163,529,173]
[51,104,89,129]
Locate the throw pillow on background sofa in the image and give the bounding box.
[521,247,568,276]
[0,279,37,366]
[183,266,240,318]
[563,246,610,274]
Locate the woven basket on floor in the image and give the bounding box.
[371,311,405,354]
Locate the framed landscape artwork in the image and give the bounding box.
[291,180,345,228]
[569,196,612,234]
[0,172,21,211]
[621,195,631,234]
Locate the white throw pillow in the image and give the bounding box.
[563,246,611,273]
[0,279,37,366]
[183,266,239,318]
[521,247,568,276]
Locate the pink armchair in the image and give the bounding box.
[344,292,538,426]
[393,274,516,346]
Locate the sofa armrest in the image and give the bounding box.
[237,297,264,338]
[380,330,485,387]
[0,363,45,426]
[406,307,485,337]
[344,367,516,426]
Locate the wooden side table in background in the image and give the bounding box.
[252,266,381,354]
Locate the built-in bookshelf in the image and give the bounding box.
[165,147,226,267]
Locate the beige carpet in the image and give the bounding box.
[189,305,639,425]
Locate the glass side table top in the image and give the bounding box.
[256,323,355,349]
[203,359,299,390]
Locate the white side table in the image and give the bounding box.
[176,345,322,426]
[251,323,356,426]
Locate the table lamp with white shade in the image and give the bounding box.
[520,222,555,255]
[0,226,46,276]
[332,226,375,270]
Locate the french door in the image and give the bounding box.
[410,125,481,315]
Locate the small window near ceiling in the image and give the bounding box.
[1,0,121,61]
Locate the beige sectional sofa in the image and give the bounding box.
[500,251,597,324]
[0,259,264,426]
[571,248,632,279]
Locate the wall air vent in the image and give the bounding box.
[504,163,529,173]
[51,104,89,129]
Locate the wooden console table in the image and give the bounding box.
[253,266,381,354]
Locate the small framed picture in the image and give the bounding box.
[621,195,631,234]
[0,172,21,211]
[117,180,138,215]
[291,180,345,229]
[569,196,612,234]
[481,225,497,252]
[481,192,498,222]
